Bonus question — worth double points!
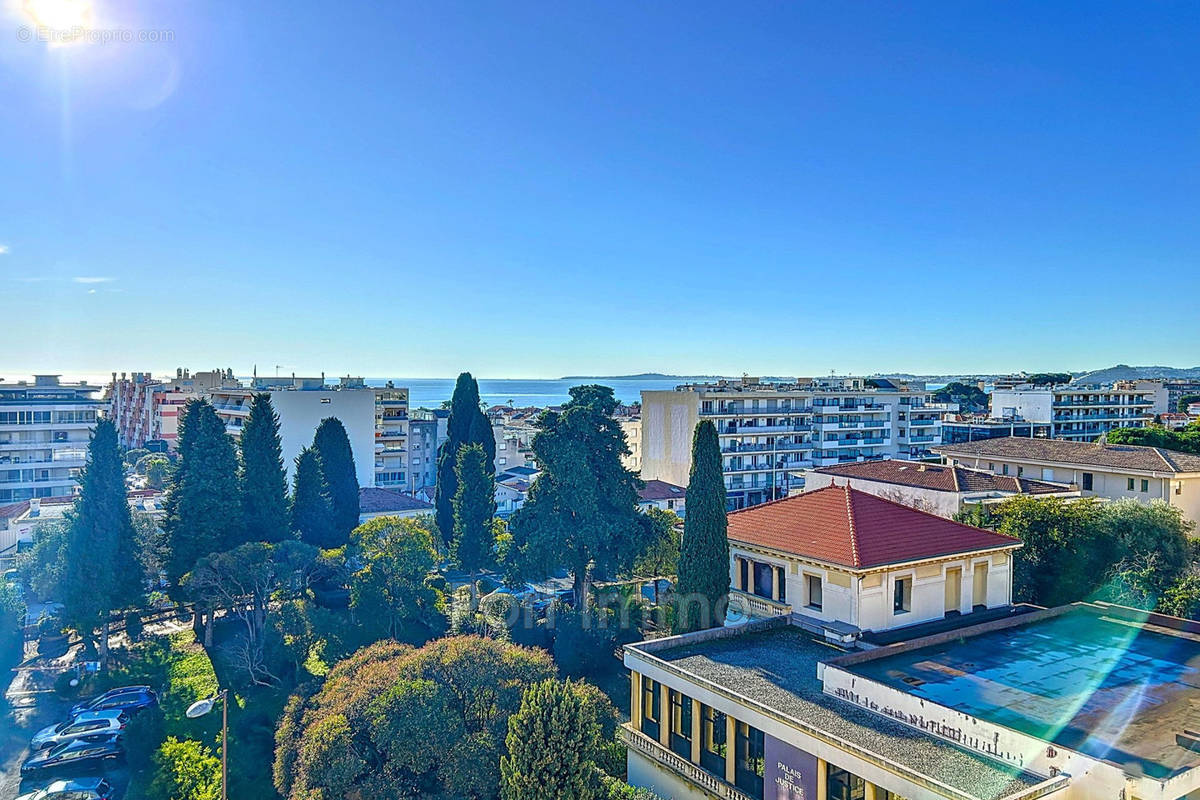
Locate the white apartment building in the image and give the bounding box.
[0,376,101,505]
[990,381,1153,441]
[209,376,378,488]
[642,377,954,509]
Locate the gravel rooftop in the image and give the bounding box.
[651,627,1045,799]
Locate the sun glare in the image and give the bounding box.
[22,0,94,44]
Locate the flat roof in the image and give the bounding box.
[843,606,1200,779]
[640,626,1044,799]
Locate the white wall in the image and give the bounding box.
[803,472,962,518]
[271,390,378,488]
[990,389,1053,423]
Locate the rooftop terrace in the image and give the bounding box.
[635,622,1046,799]
[840,605,1200,780]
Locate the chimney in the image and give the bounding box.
[29,498,40,513]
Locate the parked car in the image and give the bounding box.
[31,710,129,750]
[70,686,156,718]
[20,737,123,777]
[15,776,117,800]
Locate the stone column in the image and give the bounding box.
[865,782,878,800]
[630,672,642,729]
[690,699,702,763]
[747,562,755,595]
[659,683,671,747]
[725,715,737,784]
[772,565,782,601]
[816,758,827,798]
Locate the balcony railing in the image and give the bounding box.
[727,588,791,619]
[908,435,936,443]
[620,726,757,800]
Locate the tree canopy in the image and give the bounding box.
[312,417,360,545]
[930,381,989,413]
[349,516,446,642]
[500,679,602,800]
[162,399,243,587]
[674,419,729,632]
[290,447,336,548]
[435,373,497,546]
[240,392,291,543]
[1105,423,1200,455]
[273,637,556,800]
[507,385,647,608]
[452,442,497,607]
[62,418,144,661]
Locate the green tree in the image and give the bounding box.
[508,385,647,609]
[138,454,170,490]
[435,373,497,546]
[274,637,556,800]
[0,581,24,668]
[674,420,729,632]
[290,447,336,548]
[349,516,446,641]
[632,507,680,605]
[18,519,69,601]
[163,399,243,588]
[312,417,360,544]
[240,392,291,543]
[930,381,989,413]
[1178,394,1200,413]
[453,443,497,609]
[500,680,602,800]
[62,418,144,663]
[1105,425,1200,455]
[124,447,149,468]
[148,737,222,800]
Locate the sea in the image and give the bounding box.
[365,377,686,409]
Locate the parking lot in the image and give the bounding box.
[1,650,129,800]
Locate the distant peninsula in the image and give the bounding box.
[559,373,727,381]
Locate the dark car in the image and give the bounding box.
[71,686,156,718]
[15,776,117,800]
[20,737,123,777]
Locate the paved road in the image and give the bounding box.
[1,646,128,800]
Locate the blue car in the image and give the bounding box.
[70,686,157,718]
[20,736,123,776]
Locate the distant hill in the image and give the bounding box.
[559,373,726,381]
[1070,365,1200,384]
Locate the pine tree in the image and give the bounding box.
[451,443,496,609]
[162,399,243,589]
[500,679,601,800]
[240,393,291,543]
[312,417,359,545]
[508,385,646,609]
[291,447,336,549]
[62,419,143,664]
[434,373,496,546]
[674,419,730,633]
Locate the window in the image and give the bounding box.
[1082,472,1093,491]
[1141,479,1149,493]
[1002,464,1009,476]
[640,677,660,740]
[827,765,867,800]
[988,462,995,471]
[699,704,727,775]
[893,577,911,614]
[1017,466,1024,477]
[1128,478,1135,491]
[806,574,823,610]
[498,458,507,466]
[669,689,693,758]
[734,721,765,796]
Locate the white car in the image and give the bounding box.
[30,709,129,750]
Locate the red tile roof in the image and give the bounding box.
[813,460,1067,495]
[727,485,1021,569]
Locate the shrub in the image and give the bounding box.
[125,611,145,642]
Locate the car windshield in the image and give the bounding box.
[44,741,71,757]
[96,780,111,792]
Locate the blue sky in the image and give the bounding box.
[1,1,1197,380]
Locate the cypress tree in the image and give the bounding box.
[674,419,730,633]
[240,392,291,543]
[162,399,243,588]
[434,373,496,546]
[500,680,601,800]
[62,419,143,664]
[291,447,336,549]
[312,417,359,545]
[451,443,496,608]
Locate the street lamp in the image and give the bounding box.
[185,688,229,800]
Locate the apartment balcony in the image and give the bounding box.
[727,588,792,619]
[720,422,809,435]
[1052,399,1152,408]
[908,435,936,443]
[862,419,887,428]
[0,438,90,452]
[710,405,812,418]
